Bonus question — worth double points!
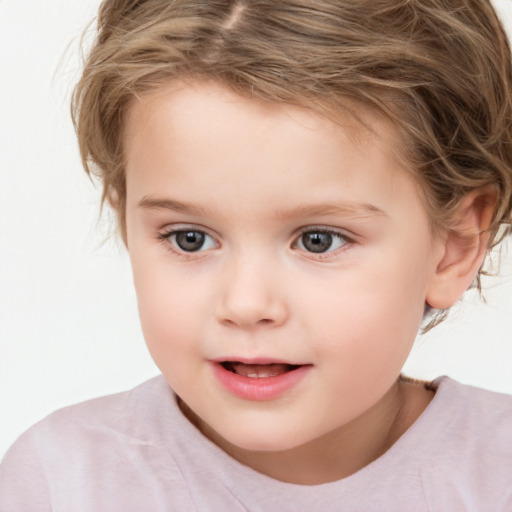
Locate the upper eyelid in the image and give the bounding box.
[158,224,354,240]
[298,226,344,234]
[295,225,354,241]
[159,223,218,238]
[160,222,207,231]
[158,224,219,243]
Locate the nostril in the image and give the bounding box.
[215,291,288,328]
[220,317,275,328]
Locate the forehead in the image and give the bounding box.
[124,79,399,151]
[122,80,421,223]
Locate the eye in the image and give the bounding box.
[166,229,217,252]
[296,229,348,254]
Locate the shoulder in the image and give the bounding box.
[10,375,172,450]
[416,377,512,510]
[0,376,196,511]
[434,377,512,471]
[1,375,176,461]
[431,376,512,439]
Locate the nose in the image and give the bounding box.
[215,254,289,329]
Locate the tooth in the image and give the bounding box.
[245,372,281,378]
[230,363,294,378]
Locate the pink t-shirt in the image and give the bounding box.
[1,375,511,511]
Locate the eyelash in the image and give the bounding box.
[157,227,218,259]
[157,226,354,259]
[294,227,353,259]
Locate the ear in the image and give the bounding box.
[426,187,497,309]
[106,187,119,210]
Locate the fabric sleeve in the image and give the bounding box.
[0,430,52,512]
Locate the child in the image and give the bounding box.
[1,0,512,509]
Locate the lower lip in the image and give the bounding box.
[211,362,312,401]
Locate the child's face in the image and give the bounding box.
[124,81,444,453]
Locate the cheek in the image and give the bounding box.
[130,254,206,355]
[134,275,208,391]
[296,256,427,369]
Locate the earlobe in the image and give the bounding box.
[426,187,497,309]
[107,187,119,210]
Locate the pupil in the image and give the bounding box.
[302,232,333,253]
[176,231,205,252]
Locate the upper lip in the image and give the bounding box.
[210,356,309,365]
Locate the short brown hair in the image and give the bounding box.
[72,0,512,262]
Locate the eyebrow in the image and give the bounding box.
[137,196,210,216]
[274,202,387,221]
[137,195,386,219]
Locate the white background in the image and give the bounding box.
[1,0,511,458]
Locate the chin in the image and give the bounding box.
[213,422,315,454]
[234,437,298,453]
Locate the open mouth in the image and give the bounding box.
[220,361,301,378]
[212,359,312,400]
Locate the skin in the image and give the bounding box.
[122,81,485,484]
